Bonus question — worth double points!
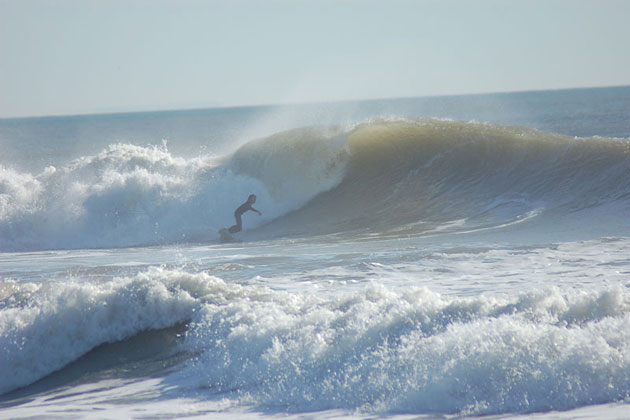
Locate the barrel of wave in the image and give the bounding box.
[229,125,351,212]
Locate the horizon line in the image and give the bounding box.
[2,84,628,121]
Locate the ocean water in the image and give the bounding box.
[1,86,630,419]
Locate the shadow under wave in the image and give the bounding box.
[0,323,190,408]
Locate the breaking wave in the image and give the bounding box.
[2,267,629,415]
[1,119,630,251]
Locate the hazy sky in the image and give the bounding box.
[1,0,629,118]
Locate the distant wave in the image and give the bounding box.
[2,267,629,415]
[1,119,630,251]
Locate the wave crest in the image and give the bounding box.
[2,119,630,250]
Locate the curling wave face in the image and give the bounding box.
[1,118,630,251]
[256,118,630,240]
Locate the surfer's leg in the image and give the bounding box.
[228,214,242,233]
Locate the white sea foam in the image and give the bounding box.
[0,268,208,394]
[0,126,350,251]
[167,274,630,415]
[0,165,42,221]
[3,265,629,415]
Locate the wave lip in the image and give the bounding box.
[230,125,349,204]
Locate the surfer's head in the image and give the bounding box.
[248,194,257,203]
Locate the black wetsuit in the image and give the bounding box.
[228,201,258,233]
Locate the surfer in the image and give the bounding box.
[228,194,262,233]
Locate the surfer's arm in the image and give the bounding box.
[250,207,262,215]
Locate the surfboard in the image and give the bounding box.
[219,228,240,243]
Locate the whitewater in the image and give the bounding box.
[1,86,630,419]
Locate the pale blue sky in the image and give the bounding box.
[1,0,629,118]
